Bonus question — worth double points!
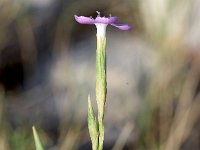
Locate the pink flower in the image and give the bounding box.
[74,11,131,37]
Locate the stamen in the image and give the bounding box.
[96,11,101,17]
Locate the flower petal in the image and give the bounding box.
[111,24,132,30]
[95,16,118,24]
[74,15,95,24]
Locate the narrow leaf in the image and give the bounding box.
[32,126,44,150]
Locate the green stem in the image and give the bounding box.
[88,96,99,150]
[96,36,107,150]
[98,119,104,150]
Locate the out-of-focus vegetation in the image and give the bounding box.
[0,0,200,150]
[33,126,44,150]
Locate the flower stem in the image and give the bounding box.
[88,35,107,150]
[96,36,107,150]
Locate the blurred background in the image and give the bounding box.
[0,0,200,149]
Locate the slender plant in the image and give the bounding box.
[75,11,131,150]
